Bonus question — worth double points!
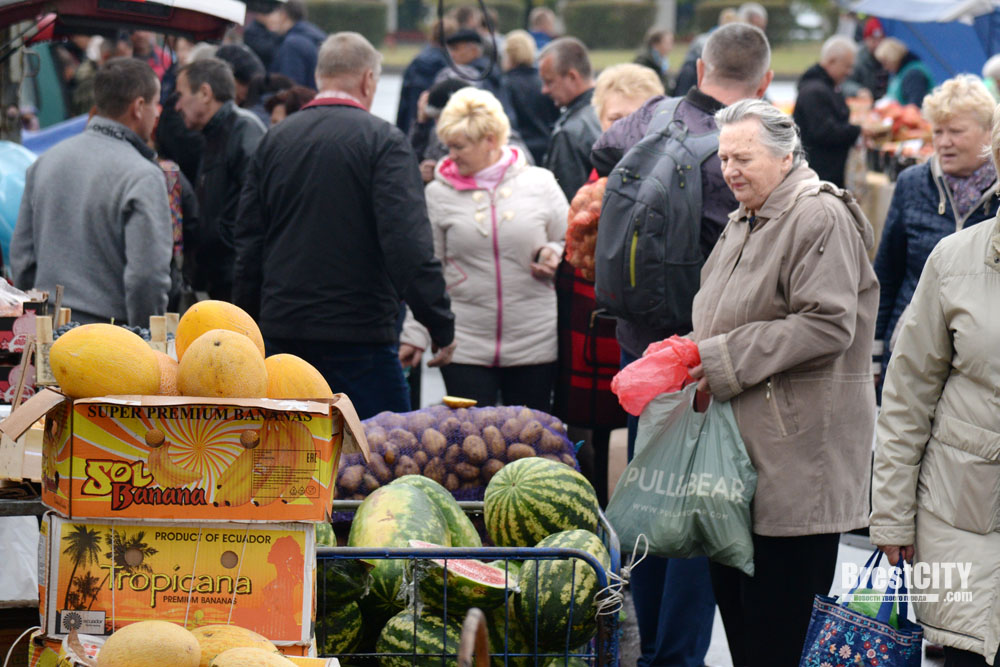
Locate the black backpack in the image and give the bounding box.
[594,97,721,332]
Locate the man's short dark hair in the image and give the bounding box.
[281,0,306,22]
[701,23,770,89]
[215,44,265,85]
[645,27,671,49]
[94,57,158,118]
[539,37,592,80]
[180,58,236,103]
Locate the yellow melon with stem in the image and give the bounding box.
[176,301,264,361]
[49,324,160,398]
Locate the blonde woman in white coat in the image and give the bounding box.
[399,87,568,409]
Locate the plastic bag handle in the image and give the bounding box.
[848,549,883,595]
[876,565,908,625]
[848,550,908,625]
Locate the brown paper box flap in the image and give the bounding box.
[73,395,332,414]
[0,388,67,440]
[330,393,370,462]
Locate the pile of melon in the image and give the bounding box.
[48,301,333,400]
[95,620,297,666]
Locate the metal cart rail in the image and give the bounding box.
[318,500,622,666]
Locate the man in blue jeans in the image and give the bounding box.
[592,22,774,666]
[234,33,456,419]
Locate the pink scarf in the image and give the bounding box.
[473,146,516,191]
[439,146,518,191]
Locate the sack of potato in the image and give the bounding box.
[336,405,577,501]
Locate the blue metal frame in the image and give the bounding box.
[318,501,622,666]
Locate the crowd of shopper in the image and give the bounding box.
[10,3,1000,665]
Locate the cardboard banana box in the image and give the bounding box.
[0,389,369,521]
[38,512,316,645]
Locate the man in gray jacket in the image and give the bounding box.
[12,58,171,326]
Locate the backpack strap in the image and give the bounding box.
[645,96,687,137]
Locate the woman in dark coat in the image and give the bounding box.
[499,30,559,165]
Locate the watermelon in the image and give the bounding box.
[376,608,463,666]
[408,540,517,615]
[316,521,336,546]
[390,475,482,547]
[517,530,611,651]
[317,557,372,606]
[347,485,450,617]
[487,559,521,586]
[317,600,362,655]
[486,594,531,667]
[484,458,600,547]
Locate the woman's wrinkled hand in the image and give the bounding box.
[689,363,711,393]
[530,246,561,280]
[689,364,712,412]
[879,544,915,566]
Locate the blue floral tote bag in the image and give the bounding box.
[799,550,923,667]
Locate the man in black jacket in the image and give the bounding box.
[234,32,456,419]
[793,35,861,187]
[174,58,266,302]
[539,37,600,200]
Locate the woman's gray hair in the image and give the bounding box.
[714,99,805,168]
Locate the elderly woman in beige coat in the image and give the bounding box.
[871,105,1000,667]
[687,99,879,666]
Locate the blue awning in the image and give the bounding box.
[853,0,1000,84]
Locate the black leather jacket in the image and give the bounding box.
[543,88,600,201]
[192,101,266,300]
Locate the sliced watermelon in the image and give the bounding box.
[409,540,518,615]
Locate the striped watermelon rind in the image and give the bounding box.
[317,600,362,655]
[317,557,372,606]
[347,485,450,616]
[485,457,600,548]
[375,608,463,667]
[408,540,517,615]
[390,475,482,547]
[517,529,611,652]
[487,594,532,667]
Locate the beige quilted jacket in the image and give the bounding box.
[871,214,1000,659]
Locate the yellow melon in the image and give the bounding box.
[264,354,334,399]
[96,620,200,667]
[177,329,268,398]
[49,324,160,398]
[209,647,296,667]
[190,625,278,667]
[154,350,181,396]
[176,300,265,361]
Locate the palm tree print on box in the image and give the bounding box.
[62,525,102,609]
